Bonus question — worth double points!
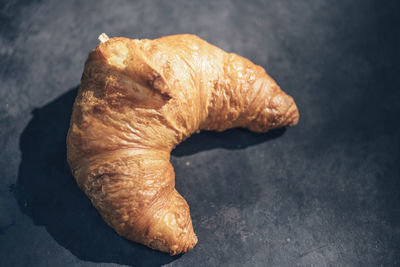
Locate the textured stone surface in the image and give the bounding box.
[1,0,399,266]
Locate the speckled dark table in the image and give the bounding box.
[1,0,399,266]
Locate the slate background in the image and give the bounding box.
[1,0,399,266]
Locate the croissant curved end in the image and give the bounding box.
[278,93,300,127]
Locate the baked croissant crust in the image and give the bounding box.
[67,33,299,255]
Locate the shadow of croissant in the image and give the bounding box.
[15,86,285,266]
[172,126,285,157]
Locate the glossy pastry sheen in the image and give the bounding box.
[67,34,299,255]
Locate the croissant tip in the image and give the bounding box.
[168,233,198,256]
[286,102,300,127]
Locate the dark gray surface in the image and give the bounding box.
[1,0,399,266]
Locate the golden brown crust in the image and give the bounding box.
[66,34,299,255]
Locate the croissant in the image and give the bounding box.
[66,33,299,255]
